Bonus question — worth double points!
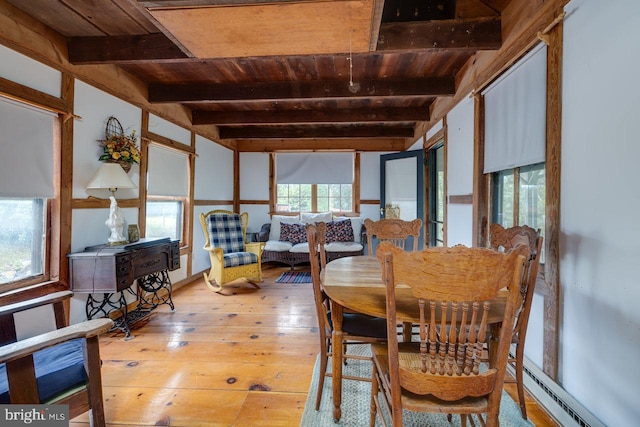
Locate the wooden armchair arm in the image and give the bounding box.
[245,242,264,256]
[0,290,72,317]
[0,318,113,364]
[203,245,224,262]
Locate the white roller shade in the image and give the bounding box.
[483,43,547,173]
[0,97,56,197]
[277,153,353,184]
[147,145,189,196]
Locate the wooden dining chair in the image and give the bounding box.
[370,242,529,427]
[488,223,543,420]
[363,218,422,256]
[306,223,387,411]
[364,217,423,342]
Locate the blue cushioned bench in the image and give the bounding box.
[0,286,112,425]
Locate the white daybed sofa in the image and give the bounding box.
[257,212,364,269]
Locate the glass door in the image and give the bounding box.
[380,150,425,249]
[427,143,445,246]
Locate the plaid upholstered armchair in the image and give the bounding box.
[199,210,265,292]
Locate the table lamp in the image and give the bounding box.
[86,163,137,245]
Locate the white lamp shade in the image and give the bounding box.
[86,163,137,192]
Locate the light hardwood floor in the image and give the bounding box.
[70,264,559,427]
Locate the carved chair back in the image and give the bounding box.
[373,243,528,426]
[364,218,422,256]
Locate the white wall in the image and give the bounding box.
[194,135,234,200]
[0,44,61,97]
[559,0,640,424]
[360,152,390,220]
[148,113,191,146]
[445,94,474,246]
[240,153,270,232]
[73,81,141,200]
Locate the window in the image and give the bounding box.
[277,184,352,213]
[0,198,46,285]
[145,144,189,244]
[491,162,545,262]
[145,199,184,241]
[0,97,56,289]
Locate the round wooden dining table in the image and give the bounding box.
[320,255,509,422]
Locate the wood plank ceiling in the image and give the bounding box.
[5,0,513,151]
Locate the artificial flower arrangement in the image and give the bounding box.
[99,129,141,165]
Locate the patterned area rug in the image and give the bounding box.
[276,271,312,283]
[300,344,535,426]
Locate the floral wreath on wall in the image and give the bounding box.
[98,116,140,172]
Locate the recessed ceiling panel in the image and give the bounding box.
[150,1,374,58]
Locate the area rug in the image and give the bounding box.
[300,345,535,426]
[276,271,312,283]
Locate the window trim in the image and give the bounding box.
[0,198,51,292]
[275,183,355,214]
[145,196,187,243]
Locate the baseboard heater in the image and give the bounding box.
[508,353,605,427]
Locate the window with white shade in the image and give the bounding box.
[275,153,354,213]
[483,43,547,174]
[0,97,57,288]
[484,43,547,262]
[146,144,189,242]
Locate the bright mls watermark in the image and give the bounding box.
[1,405,68,426]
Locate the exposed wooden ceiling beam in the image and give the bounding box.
[67,17,500,65]
[192,107,429,125]
[377,17,502,50]
[68,33,188,64]
[149,78,454,103]
[139,0,320,7]
[218,124,415,139]
[235,138,408,152]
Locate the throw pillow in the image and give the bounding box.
[326,219,354,243]
[333,216,362,243]
[269,214,300,241]
[279,222,307,245]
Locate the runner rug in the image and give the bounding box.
[300,344,535,426]
[276,271,312,284]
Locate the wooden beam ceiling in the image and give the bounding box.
[376,17,501,50]
[68,33,188,64]
[218,124,415,139]
[66,17,501,64]
[192,107,430,125]
[148,78,455,103]
[235,137,408,152]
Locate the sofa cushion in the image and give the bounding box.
[0,338,86,404]
[279,222,307,244]
[269,215,300,241]
[290,242,311,253]
[326,219,354,242]
[333,216,363,243]
[207,213,245,253]
[300,212,332,224]
[264,240,293,252]
[325,241,364,253]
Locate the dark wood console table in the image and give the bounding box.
[68,237,180,339]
